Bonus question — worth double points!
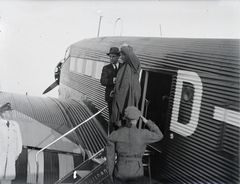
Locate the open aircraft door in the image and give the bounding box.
[139,69,173,152]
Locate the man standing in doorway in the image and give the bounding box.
[101,47,121,132]
[0,103,22,184]
[111,44,141,128]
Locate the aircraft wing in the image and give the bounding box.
[0,91,108,184]
[0,91,108,153]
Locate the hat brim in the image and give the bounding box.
[0,103,13,112]
[106,52,120,56]
[3,108,13,111]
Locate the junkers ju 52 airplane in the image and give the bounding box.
[0,36,239,184]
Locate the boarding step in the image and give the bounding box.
[55,149,113,184]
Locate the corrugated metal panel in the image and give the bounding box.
[55,98,108,153]
[60,37,240,183]
[69,37,239,77]
[13,147,83,184]
[161,74,239,183]
[44,152,59,184]
[0,92,68,126]
[0,92,108,154]
[60,72,109,121]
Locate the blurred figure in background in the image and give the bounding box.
[0,103,22,184]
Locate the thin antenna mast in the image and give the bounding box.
[159,24,162,36]
[97,16,103,37]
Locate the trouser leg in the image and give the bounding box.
[107,102,112,118]
[107,102,113,135]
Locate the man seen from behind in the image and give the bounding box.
[106,106,163,183]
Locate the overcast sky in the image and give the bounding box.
[0,0,239,98]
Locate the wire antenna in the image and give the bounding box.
[114,18,123,36]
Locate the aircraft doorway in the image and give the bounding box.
[140,70,172,150]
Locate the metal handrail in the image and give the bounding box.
[35,106,107,183]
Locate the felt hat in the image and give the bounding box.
[0,102,13,112]
[124,106,141,120]
[106,47,120,56]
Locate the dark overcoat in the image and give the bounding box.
[111,46,141,125]
[106,120,163,183]
[100,63,119,102]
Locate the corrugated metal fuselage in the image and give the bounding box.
[58,37,240,183]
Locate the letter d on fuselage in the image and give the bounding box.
[170,70,203,137]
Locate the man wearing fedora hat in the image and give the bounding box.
[101,47,122,133]
[0,103,22,184]
[106,106,163,183]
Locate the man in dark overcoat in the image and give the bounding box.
[101,47,121,131]
[106,106,163,183]
[111,44,141,127]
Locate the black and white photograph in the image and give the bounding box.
[0,1,239,183]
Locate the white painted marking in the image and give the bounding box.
[170,70,203,137]
[213,106,240,128]
[73,170,77,179]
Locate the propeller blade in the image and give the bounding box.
[42,80,59,94]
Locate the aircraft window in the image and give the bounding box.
[77,58,84,74]
[85,60,93,76]
[69,57,76,71]
[182,85,194,102]
[95,62,105,79]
